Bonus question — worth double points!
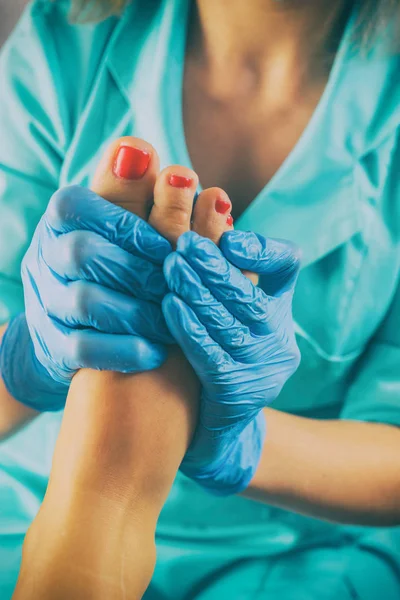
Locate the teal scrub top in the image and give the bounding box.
[0,1,400,598]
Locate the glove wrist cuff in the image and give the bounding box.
[182,411,267,497]
[0,314,67,412]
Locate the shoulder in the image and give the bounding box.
[342,23,400,236]
[8,1,73,42]
[9,1,120,67]
[0,1,122,149]
[332,8,400,160]
[3,1,121,88]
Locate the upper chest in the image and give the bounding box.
[182,65,327,220]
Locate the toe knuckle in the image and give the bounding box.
[165,200,192,220]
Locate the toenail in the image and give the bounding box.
[113,146,151,180]
[226,215,234,226]
[168,174,193,188]
[215,196,231,214]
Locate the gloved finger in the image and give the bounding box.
[162,293,229,376]
[220,230,301,296]
[175,232,272,335]
[64,327,168,375]
[164,252,253,355]
[44,185,171,264]
[27,302,168,385]
[45,280,172,344]
[41,229,168,302]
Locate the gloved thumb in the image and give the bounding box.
[220,230,301,296]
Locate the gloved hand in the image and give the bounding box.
[1,185,172,412]
[162,230,301,495]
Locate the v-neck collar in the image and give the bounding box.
[105,0,400,267]
[166,1,357,210]
[160,0,361,268]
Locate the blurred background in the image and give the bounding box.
[0,0,28,47]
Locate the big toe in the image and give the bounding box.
[91,136,160,219]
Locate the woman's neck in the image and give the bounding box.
[189,0,350,100]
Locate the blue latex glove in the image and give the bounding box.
[2,185,172,411]
[162,230,301,495]
[0,313,68,411]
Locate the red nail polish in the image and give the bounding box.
[113,146,151,180]
[226,215,234,226]
[168,174,193,188]
[215,196,231,214]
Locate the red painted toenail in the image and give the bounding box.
[215,196,231,214]
[168,174,193,188]
[226,215,234,226]
[113,146,151,180]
